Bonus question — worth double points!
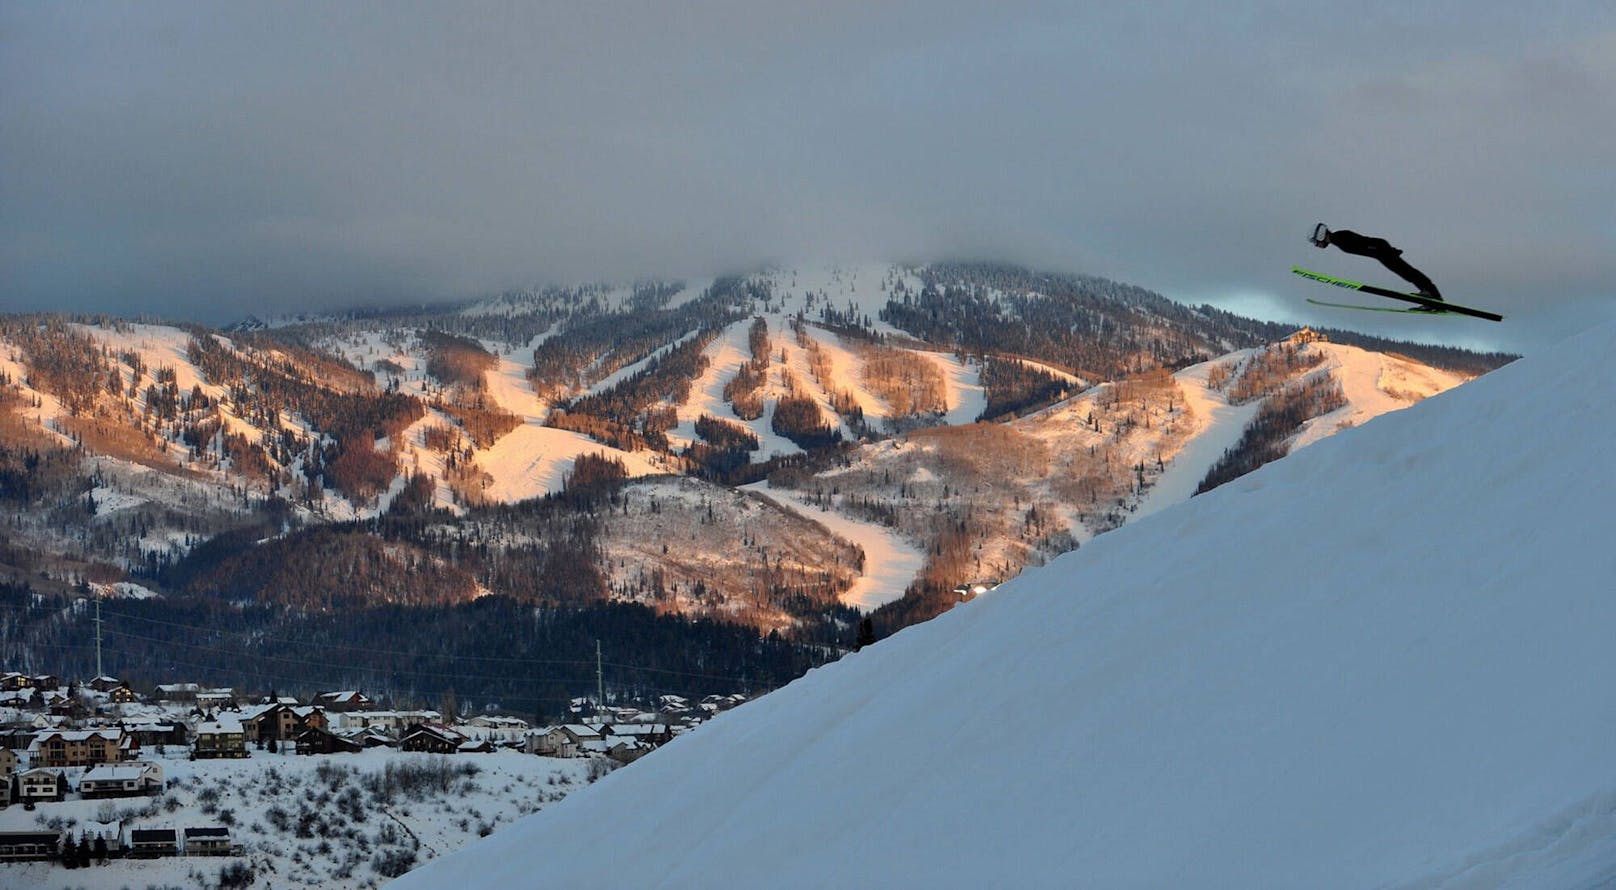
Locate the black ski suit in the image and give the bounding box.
[1325,229,1442,300]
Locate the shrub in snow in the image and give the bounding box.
[218,861,255,889]
[372,847,418,878]
[586,757,615,783]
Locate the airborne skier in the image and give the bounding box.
[1309,224,1444,305]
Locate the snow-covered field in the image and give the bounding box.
[1,748,602,890]
[394,322,1616,888]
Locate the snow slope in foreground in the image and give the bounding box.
[394,323,1616,889]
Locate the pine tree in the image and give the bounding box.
[61,835,79,868]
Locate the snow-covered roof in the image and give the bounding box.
[405,723,466,742]
[321,690,362,700]
[469,715,529,728]
[121,720,183,731]
[28,728,123,747]
[79,764,155,783]
[18,767,65,778]
[559,724,603,740]
[606,724,668,737]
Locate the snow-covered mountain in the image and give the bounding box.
[0,264,1515,708]
[2,301,1476,621]
[392,321,1616,889]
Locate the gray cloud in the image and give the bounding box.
[3,2,1612,350]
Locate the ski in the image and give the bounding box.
[1292,267,1503,322]
[1306,298,1457,316]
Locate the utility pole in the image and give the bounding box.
[94,598,103,679]
[595,639,605,713]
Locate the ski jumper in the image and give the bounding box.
[1322,229,1442,300]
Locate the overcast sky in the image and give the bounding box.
[3,2,1612,351]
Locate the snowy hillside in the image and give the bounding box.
[761,331,1471,596]
[394,322,1616,889]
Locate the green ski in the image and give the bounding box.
[1305,298,1457,316]
[1292,267,1503,322]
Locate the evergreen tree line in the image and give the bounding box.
[0,579,838,721]
[976,357,1073,421]
[527,286,744,397]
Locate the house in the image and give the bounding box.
[340,726,399,749]
[0,830,62,861]
[192,718,247,759]
[605,738,654,764]
[29,674,60,691]
[521,727,551,756]
[243,703,328,743]
[89,676,125,693]
[400,723,466,754]
[127,828,179,858]
[78,762,163,798]
[122,720,189,750]
[466,714,530,743]
[331,708,439,734]
[528,724,604,758]
[46,692,88,720]
[313,690,375,712]
[17,767,66,804]
[606,723,673,746]
[155,683,200,703]
[195,688,235,709]
[564,724,607,743]
[183,826,232,856]
[28,728,130,767]
[294,726,363,755]
[107,685,141,705]
[0,673,31,692]
[0,689,35,709]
